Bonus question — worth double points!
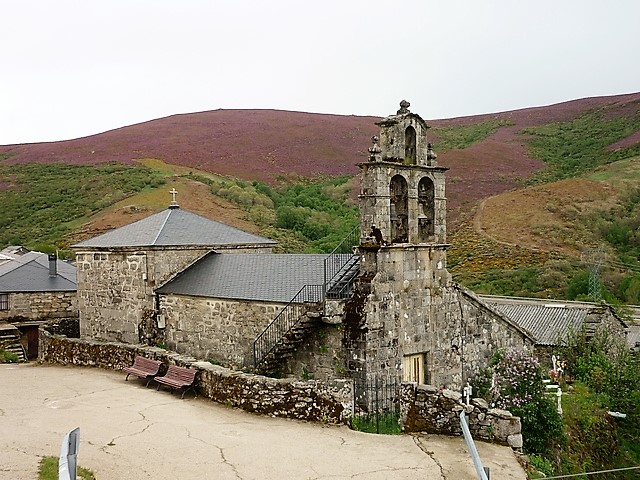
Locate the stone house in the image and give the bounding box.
[71,101,539,390]
[0,246,76,359]
[156,252,331,368]
[71,201,276,345]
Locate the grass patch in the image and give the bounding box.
[522,110,640,183]
[39,456,95,480]
[184,173,359,253]
[432,119,513,151]
[0,162,165,253]
[351,412,401,435]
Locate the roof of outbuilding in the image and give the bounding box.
[156,253,329,304]
[72,207,276,249]
[0,250,76,293]
[628,325,640,350]
[479,295,627,346]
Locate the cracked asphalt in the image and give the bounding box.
[0,364,526,479]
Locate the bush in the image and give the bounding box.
[473,348,564,455]
[0,348,19,363]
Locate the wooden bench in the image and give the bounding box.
[154,365,198,399]
[124,356,163,387]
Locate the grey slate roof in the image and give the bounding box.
[156,253,329,304]
[72,207,276,249]
[0,250,76,293]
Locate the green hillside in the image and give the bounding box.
[1,100,638,303]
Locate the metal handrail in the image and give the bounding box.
[324,226,360,299]
[253,227,361,369]
[253,284,323,368]
[460,411,490,480]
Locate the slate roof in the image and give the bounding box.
[156,253,329,304]
[0,250,76,293]
[479,295,604,346]
[72,207,276,249]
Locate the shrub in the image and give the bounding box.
[0,348,19,363]
[473,348,564,455]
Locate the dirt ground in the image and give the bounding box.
[0,364,527,480]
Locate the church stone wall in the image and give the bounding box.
[0,291,76,322]
[159,294,285,368]
[349,246,533,389]
[286,323,347,382]
[75,248,209,343]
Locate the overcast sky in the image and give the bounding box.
[2,0,639,145]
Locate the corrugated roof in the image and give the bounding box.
[0,251,76,293]
[156,253,329,303]
[72,207,276,249]
[628,325,640,349]
[484,301,588,346]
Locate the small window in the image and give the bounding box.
[403,353,425,384]
[0,294,8,310]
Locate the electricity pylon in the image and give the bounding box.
[581,245,605,302]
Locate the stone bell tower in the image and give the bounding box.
[360,99,447,246]
[351,100,454,386]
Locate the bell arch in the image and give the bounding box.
[417,176,435,242]
[390,174,409,243]
[405,126,416,164]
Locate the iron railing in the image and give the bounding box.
[253,284,323,368]
[352,375,401,434]
[324,226,360,299]
[253,227,361,369]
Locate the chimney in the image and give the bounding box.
[48,254,57,277]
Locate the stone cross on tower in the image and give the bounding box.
[169,188,180,209]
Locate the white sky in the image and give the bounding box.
[2,0,639,145]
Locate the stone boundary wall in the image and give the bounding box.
[39,330,352,424]
[400,383,523,449]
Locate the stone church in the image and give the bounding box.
[73,101,535,389]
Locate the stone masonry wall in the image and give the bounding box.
[75,248,209,343]
[400,383,523,448]
[353,246,533,389]
[39,329,352,424]
[286,323,347,382]
[0,291,76,322]
[39,329,522,443]
[159,294,285,369]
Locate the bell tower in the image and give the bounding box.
[359,99,447,247]
[352,100,452,386]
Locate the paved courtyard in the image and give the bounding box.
[0,364,526,479]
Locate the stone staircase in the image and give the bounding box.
[0,322,27,362]
[253,227,361,375]
[254,304,323,376]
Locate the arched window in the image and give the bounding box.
[390,175,409,243]
[405,126,416,164]
[418,177,435,242]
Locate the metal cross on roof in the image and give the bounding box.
[170,188,178,202]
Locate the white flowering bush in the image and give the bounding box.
[489,349,545,409]
[474,348,564,454]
